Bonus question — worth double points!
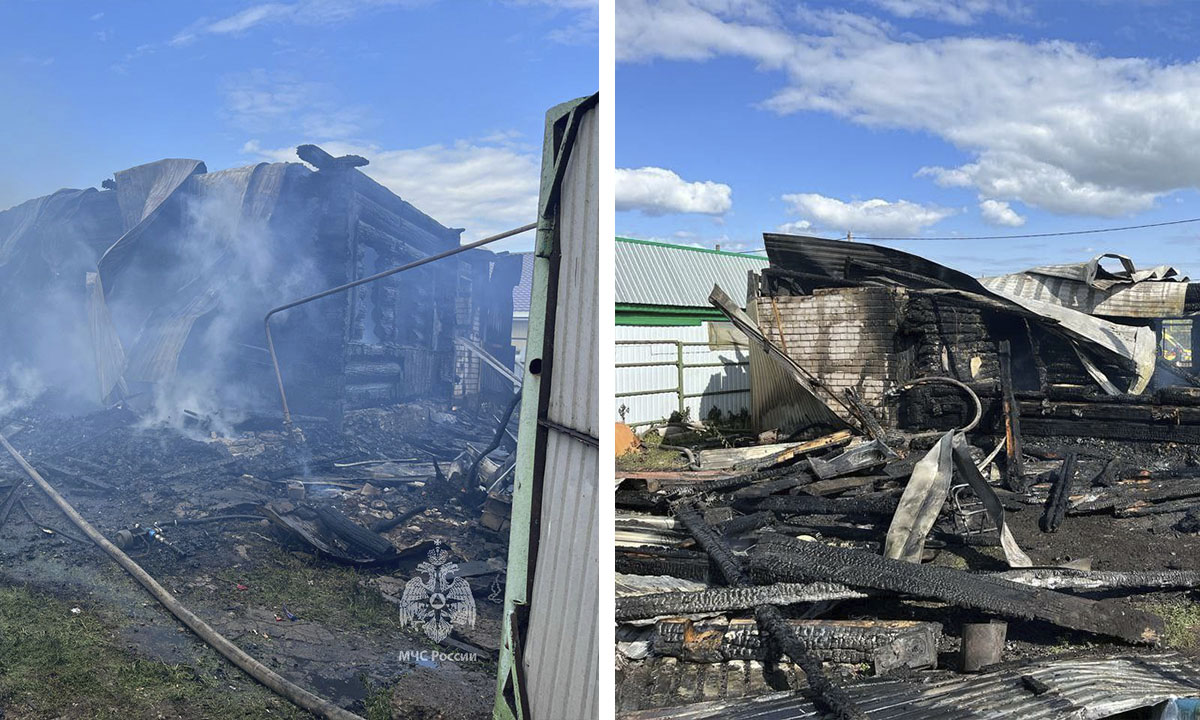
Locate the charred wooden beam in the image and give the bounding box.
[841,389,892,451]
[617,547,717,583]
[718,511,776,537]
[671,465,794,498]
[615,582,869,622]
[1070,478,1200,515]
[991,569,1200,593]
[1021,417,1200,445]
[1040,452,1075,533]
[729,471,815,501]
[653,617,939,673]
[750,534,1162,645]
[745,491,901,518]
[998,340,1025,492]
[672,501,866,720]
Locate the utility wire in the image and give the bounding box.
[851,216,1200,242]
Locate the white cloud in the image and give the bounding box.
[782,193,953,236]
[616,1,1200,217]
[866,0,1028,25]
[221,70,369,139]
[173,0,595,45]
[776,219,812,234]
[244,138,539,247]
[978,198,1025,227]
[615,166,732,215]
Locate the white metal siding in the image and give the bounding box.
[523,104,598,720]
[615,325,751,427]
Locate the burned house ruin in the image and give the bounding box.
[747,234,1200,445]
[0,145,521,424]
[616,234,1200,719]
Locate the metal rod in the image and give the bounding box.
[264,222,537,424]
[455,336,522,388]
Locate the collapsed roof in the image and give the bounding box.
[759,234,1197,397]
[0,147,518,418]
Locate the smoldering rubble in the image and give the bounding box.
[615,235,1200,719]
[0,146,526,717]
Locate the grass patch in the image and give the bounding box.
[616,432,690,472]
[210,545,406,633]
[0,583,310,719]
[1135,596,1200,649]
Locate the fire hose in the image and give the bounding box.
[888,376,983,434]
[0,431,365,720]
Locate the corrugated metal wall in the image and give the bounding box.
[615,325,750,426]
[746,275,850,438]
[615,240,769,307]
[521,99,599,720]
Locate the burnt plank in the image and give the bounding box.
[999,340,1025,492]
[749,533,1162,645]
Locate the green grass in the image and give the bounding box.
[0,583,311,720]
[616,432,690,472]
[210,546,405,633]
[1135,596,1200,649]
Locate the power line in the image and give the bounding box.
[854,216,1200,242]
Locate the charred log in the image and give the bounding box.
[671,501,866,720]
[749,533,1162,645]
[654,617,939,672]
[615,583,868,622]
[1040,452,1075,533]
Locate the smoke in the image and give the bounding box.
[0,364,47,420]
[124,168,322,437]
[0,163,326,438]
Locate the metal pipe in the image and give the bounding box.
[264,222,536,424]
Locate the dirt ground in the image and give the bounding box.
[0,400,512,720]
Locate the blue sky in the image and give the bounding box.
[0,0,597,251]
[616,0,1200,277]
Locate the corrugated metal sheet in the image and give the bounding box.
[624,652,1200,720]
[980,272,1186,318]
[744,278,847,438]
[617,238,768,308]
[615,325,751,426]
[520,98,598,720]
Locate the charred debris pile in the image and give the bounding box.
[616,236,1200,718]
[0,146,526,711]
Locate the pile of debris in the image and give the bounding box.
[0,393,518,715]
[615,237,1200,719]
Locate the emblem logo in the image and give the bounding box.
[398,541,476,643]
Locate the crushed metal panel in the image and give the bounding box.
[85,271,126,401]
[746,273,852,437]
[985,286,1157,393]
[884,431,953,563]
[765,234,1158,395]
[980,271,1187,318]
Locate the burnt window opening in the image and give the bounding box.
[360,245,382,345]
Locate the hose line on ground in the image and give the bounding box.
[0,431,365,720]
